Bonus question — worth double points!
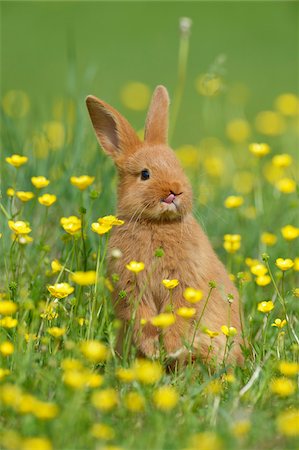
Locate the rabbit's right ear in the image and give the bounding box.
[86,95,141,162]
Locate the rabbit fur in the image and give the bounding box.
[86,85,243,364]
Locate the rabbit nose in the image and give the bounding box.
[163,193,176,204]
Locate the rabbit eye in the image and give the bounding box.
[140,169,150,180]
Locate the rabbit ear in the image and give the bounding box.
[144,85,170,145]
[86,95,141,161]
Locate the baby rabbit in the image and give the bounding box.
[86,86,243,364]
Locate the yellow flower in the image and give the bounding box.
[278,361,299,377]
[0,317,18,328]
[275,258,294,271]
[7,187,15,197]
[71,271,97,286]
[261,232,277,246]
[8,220,31,235]
[272,154,293,168]
[0,301,18,315]
[270,377,296,397]
[124,391,145,412]
[60,216,81,235]
[38,194,57,207]
[176,307,196,319]
[91,222,112,235]
[5,154,28,168]
[162,279,179,290]
[16,191,34,202]
[31,176,50,188]
[231,419,251,438]
[281,225,299,241]
[47,327,66,338]
[152,386,178,411]
[276,178,296,194]
[250,263,268,276]
[255,275,271,287]
[275,93,299,116]
[195,73,222,97]
[151,313,176,328]
[204,379,223,395]
[0,341,14,356]
[91,389,118,411]
[203,328,220,339]
[276,409,299,437]
[233,171,254,194]
[223,234,241,253]
[133,359,163,384]
[176,145,200,169]
[183,287,203,303]
[61,358,82,371]
[98,215,124,226]
[248,143,270,157]
[226,118,251,144]
[257,300,274,313]
[120,82,151,111]
[47,282,74,299]
[224,195,244,209]
[294,258,299,272]
[80,340,109,363]
[125,261,145,273]
[70,175,95,190]
[91,423,115,440]
[187,431,223,450]
[2,89,30,118]
[51,259,62,273]
[271,318,287,329]
[31,401,59,420]
[43,120,65,150]
[255,111,285,136]
[221,325,237,337]
[40,303,58,320]
[116,367,135,383]
[0,368,10,381]
[14,234,33,245]
[21,437,53,450]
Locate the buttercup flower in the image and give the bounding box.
[204,328,220,338]
[261,232,277,246]
[71,271,97,286]
[275,93,299,116]
[224,195,244,209]
[0,301,18,315]
[121,82,151,111]
[91,389,118,411]
[176,307,196,318]
[249,143,270,157]
[276,178,296,194]
[51,259,62,273]
[38,194,57,206]
[275,258,294,271]
[270,377,296,397]
[162,279,179,290]
[281,225,299,241]
[8,220,31,235]
[133,359,163,384]
[21,437,53,450]
[47,327,66,338]
[91,423,115,440]
[231,420,251,438]
[124,392,145,412]
[6,188,15,197]
[272,154,293,168]
[152,386,179,411]
[98,215,124,226]
[31,176,50,188]
[91,222,112,235]
[80,340,109,363]
[271,318,287,329]
[60,216,81,235]
[6,154,28,167]
[278,361,299,377]
[250,263,268,276]
[0,341,14,356]
[255,275,271,286]
[0,317,18,328]
[183,287,203,303]
[221,325,237,337]
[151,313,176,328]
[223,234,241,253]
[47,283,74,299]
[16,191,34,202]
[70,175,95,190]
[115,367,135,383]
[125,261,145,273]
[276,409,299,436]
[257,300,274,313]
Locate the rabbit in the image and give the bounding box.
[86,85,243,365]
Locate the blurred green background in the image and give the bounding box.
[1,1,298,145]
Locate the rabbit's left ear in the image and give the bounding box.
[144,85,169,145]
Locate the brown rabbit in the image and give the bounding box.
[86,85,243,364]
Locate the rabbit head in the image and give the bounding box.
[86,85,192,221]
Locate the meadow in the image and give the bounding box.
[1,2,299,450]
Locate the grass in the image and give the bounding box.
[1,4,299,450]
